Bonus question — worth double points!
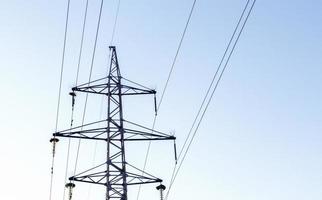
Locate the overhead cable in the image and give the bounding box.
[62,0,90,199]
[49,0,71,200]
[136,0,197,200]
[72,0,105,182]
[166,0,257,199]
[110,0,121,46]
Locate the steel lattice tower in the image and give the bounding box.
[53,46,176,200]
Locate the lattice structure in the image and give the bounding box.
[53,46,175,200]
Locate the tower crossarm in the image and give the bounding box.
[69,162,162,187]
[71,77,156,96]
[53,119,176,142]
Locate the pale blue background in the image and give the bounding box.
[0,0,321,200]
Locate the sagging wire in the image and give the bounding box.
[61,0,90,199]
[71,0,104,190]
[165,1,257,199]
[136,0,197,199]
[49,0,71,200]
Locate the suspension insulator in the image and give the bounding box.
[69,91,76,97]
[50,138,59,143]
[174,140,178,164]
[153,93,158,116]
[65,182,76,200]
[156,184,166,200]
[50,138,59,157]
[69,92,76,107]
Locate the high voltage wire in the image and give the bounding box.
[165,0,257,199]
[72,0,104,180]
[176,0,251,165]
[49,0,71,200]
[75,0,90,85]
[136,1,197,200]
[168,0,251,190]
[62,0,90,199]
[158,0,197,109]
[54,1,70,133]
[110,0,121,46]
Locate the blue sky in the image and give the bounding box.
[0,0,321,200]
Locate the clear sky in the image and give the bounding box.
[0,0,321,200]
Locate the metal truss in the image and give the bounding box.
[54,119,175,141]
[69,162,162,186]
[54,46,175,200]
[72,76,156,96]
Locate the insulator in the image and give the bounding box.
[50,138,59,143]
[69,91,76,127]
[69,92,76,107]
[153,93,158,116]
[156,184,166,200]
[69,91,76,97]
[174,140,178,164]
[65,182,76,200]
[50,138,59,157]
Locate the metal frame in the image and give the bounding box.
[54,46,175,200]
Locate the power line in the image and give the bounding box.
[62,0,90,199]
[136,1,197,199]
[167,0,252,192]
[110,0,121,46]
[72,0,104,182]
[165,0,257,199]
[177,0,251,163]
[158,0,197,109]
[49,0,71,200]
[75,0,90,85]
[54,1,71,133]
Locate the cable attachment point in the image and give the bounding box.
[50,138,59,157]
[156,184,166,200]
[65,182,76,200]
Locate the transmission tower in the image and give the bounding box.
[53,46,176,200]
